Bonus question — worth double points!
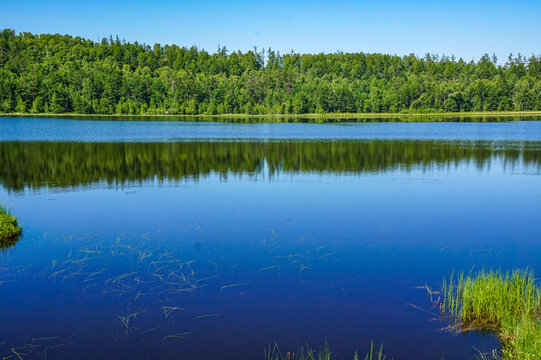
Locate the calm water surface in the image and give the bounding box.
[1,117,541,360]
[2,116,541,141]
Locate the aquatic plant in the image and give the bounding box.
[264,341,386,360]
[0,205,22,243]
[438,269,541,359]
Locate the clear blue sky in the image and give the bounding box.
[3,0,540,62]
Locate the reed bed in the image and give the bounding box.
[438,269,541,359]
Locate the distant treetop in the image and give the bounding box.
[1,29,540,115]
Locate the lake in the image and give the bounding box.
[1,116,541,360]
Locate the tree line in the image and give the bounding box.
[1,29,541,115]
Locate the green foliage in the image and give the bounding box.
[1,29,540,115]
[439,269,541,360]
[0,205,22,243]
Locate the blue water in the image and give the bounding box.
[1,117,541,360]
[2,116,541,141]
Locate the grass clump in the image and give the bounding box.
[0,205,22,243]
[439,269,541,359]
[265,341,386,360]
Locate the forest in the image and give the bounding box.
[1,29,541,115]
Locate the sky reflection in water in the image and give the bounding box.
[1,119,541,360]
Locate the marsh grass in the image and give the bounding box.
[265,342,386,360]
[438,269,541,359]
[0,205,22,243]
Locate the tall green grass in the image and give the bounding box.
[0,204,22,243]
[439,269,541,359]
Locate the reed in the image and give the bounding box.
[438,269,541,359]
[264,342,386,360]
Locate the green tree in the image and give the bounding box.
[30,96,44,113]
[0,29,539,115]
[15,96,26,113]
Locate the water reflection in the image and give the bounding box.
[1,140,540,191]
[0,237,18,251]
[1,136,541,360]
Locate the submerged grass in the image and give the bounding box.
[439,269,541,359]
[0,205,22,244]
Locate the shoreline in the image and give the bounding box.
[1,111,541,122]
